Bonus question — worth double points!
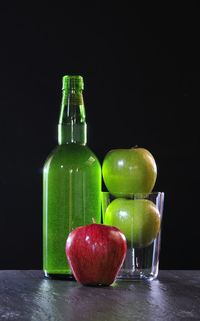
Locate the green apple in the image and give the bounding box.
[104,198,160,248]
[102,147,157,197]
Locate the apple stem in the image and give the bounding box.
[92,217,96,224]
[132,145,138,149]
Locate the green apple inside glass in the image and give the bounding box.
[102,147,157,197]
[104,198,161,248]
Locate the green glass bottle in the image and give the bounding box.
[43,75,101,279]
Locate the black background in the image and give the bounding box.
[0,3,199,269]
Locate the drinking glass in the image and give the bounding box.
[102,192,164,281]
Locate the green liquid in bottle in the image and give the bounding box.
[43,76,101,278]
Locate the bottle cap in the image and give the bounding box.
[62,75,84,90]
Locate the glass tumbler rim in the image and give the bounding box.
[101,191,164,197]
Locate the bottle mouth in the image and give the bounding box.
[62,75,84,90]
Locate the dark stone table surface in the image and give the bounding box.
[0,270,199,321]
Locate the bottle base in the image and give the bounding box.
[44,271,76,281]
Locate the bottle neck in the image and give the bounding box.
[58,89,87,145]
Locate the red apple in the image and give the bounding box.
[66,223,127,286]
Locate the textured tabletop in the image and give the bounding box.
[0,270,199,321]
